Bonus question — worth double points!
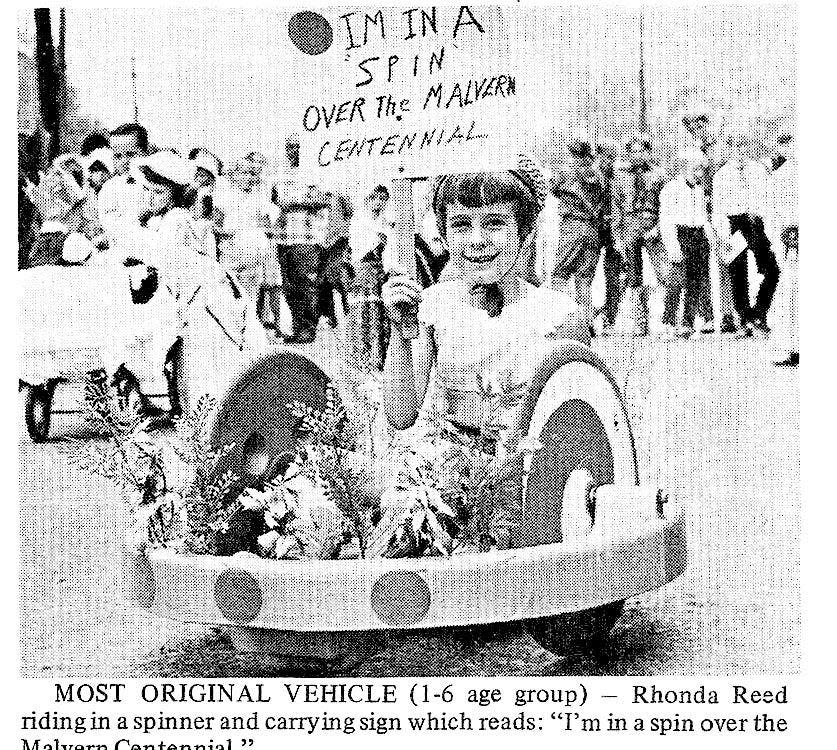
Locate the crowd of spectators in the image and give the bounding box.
[17,110,799,371]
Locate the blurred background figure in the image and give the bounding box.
[547,136,605,332]
[416,209,450,289]
[273,181,331,343]
[79,131,110,158]
[213,152,273,320]
[97,122,150,247]
[188,147,224,258]
[765,132,798,366]
[681,107,738,334]
[22,152,103,267]
[348,184,392,369]
[610,132,667,336]
[659,149,714,338]
[18,131,40,268]
[320,180,354,331]
[594,137,621,334]
[271,134,302,204]
[712,132,779,338]
[85,148,113,195]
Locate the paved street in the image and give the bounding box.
[18,335,799,677]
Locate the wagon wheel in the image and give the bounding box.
[24,383,55,442]
[224,626,384,675]
[526,601,626,657]
[510,341,638,656]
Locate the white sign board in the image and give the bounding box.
[293,5,528,181]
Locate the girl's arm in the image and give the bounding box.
[382,274,434,429]
[383,324,435,429]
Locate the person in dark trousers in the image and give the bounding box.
[547,136,606,331]
[348,185,392,369]
[610,133,668,336]
[659,149,715,337]
[712,134,780,337]
[278,239,329,343]
[273,186,332,343]
[682,109,738,333]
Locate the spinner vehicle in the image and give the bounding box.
[125,342,687,664]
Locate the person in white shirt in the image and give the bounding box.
[97,123,149,248]
[188,148,225,260]
[213,154,274,322]
[763,133,798,366]
[680,109,738,333]
[659,149,716,337]
[711,133,780,336]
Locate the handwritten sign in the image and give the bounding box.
[294,5,527,180]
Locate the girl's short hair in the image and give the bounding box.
[432,171,541,239]
[138,165,195,209]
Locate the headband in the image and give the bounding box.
[430,154,548,218]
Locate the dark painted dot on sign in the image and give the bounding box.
[214,568,263,623]
[396,115,402,122]
[371,570,431,626]
[125,550,155,608]
[288,11,333,56]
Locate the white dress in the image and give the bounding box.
[100,207,267,407]
[417,279,586,430]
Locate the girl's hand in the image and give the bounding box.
[382,271,422,331]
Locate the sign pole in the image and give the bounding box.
[390,176,419,339]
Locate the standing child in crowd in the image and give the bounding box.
[188,148,225,259]
[213,154,274,319]
[381,162,588,438]
[681,108,738,334]
[610,133,667,336]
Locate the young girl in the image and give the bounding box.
[382,164,589,436]
[103,151,266,409]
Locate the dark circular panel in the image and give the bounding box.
[214,568,263,623]
[514,399,614,548]
[371,570,431,626]
[211,350,331,488]
[124,550,155,608]
[288,11,334,55]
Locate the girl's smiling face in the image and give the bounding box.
[445,200,522,284]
